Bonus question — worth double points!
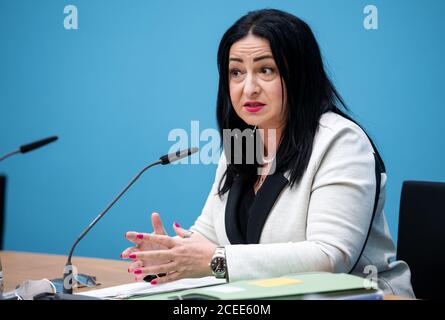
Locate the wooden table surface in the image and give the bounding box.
[0,250,133,293]
[0,251,410,299]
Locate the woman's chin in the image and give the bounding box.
[240,115,266,127]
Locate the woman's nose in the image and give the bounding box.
[243,74,261,98]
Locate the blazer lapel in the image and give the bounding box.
[246,172,289,244]
[224,175,246,244]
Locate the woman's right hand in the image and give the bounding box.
[121,212,170,278]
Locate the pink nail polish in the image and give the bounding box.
[134,269,142,275]
[151,279,157,285]
[136,234,144,239]
[174,221,180,228]
[129,254,136,259]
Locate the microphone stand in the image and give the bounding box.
[63,159,162,294]
[62,147,198,294]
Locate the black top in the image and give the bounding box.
[224,171,289,245]
[236,181,256,242]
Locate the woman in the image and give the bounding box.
[121,9,414,298]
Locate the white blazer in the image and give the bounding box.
[190,111,415,298]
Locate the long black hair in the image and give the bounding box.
[216,9,382,196]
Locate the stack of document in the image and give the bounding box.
[77,277,226,300]
[131,272,384,300]
[78,272,383,300]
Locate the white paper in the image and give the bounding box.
[76,276,226,299]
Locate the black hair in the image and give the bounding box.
[216,9,383,196]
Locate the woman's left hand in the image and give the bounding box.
[125,223,217,284]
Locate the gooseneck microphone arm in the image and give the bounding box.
[63,147,198,294]
[0,150,20,162]
[65,160,162,266]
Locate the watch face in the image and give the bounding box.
[211,256,226,273]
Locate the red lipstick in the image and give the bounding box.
[243,101,266,113]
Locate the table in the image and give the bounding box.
[0,251,410,299]
[0,250,132,293]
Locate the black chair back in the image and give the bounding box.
[0,175,5,250]
[397,180,445,299]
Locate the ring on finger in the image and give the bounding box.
[183,230,194,239]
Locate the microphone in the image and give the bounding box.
[0,136,58,162]
[159,147,199,165]
[62,147,199,294]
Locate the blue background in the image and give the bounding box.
[1,0,444,259]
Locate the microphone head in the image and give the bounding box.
[19,136,58,154]
[159,147,199,165]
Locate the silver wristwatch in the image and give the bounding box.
[209,247,227,279]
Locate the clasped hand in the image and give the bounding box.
[120,212,217,284]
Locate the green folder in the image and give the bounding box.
[130,272,381,300]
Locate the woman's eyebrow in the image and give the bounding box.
[253,55,274,62]
[229,57,243,63]
[229,55,274,63]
